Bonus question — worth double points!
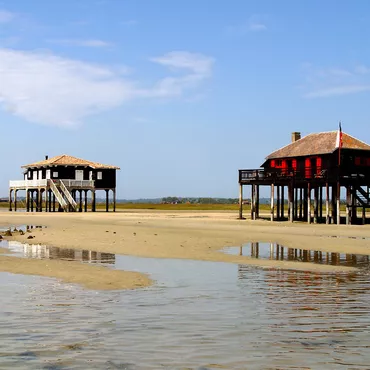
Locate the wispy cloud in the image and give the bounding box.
[302,64,370,98]
[226,15,267,36]
[0,9,15,23]
[47,38,113,48]
[0,49,214,128]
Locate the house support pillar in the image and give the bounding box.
[325,182,330,224]
[281,186,285,220]
[288,183,293,222]
[105,189,109,212]
[79,190,83,212]
[251,185,255,220]
[84,190,88,212]
[319,186,323,220]
[346,186,351,225]
[314,187,318,224]
[362,208,366,225]
[336,182,341,225]
[270,184,274,221]
[9,189,13,211]
[92,191,96,212]
[307,183,311,224]
[276,185,280,220]
[113,189,116,212]
[331,185,336,224]
[256,185,260,219]
[299,188,303,220]
[238,183,243,219]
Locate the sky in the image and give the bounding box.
[1,0,370,199]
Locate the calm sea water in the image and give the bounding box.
[0,238,370,369]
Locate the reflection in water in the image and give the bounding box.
[5,241,115,264]
[224,242,370,268]
[2,238,370,368]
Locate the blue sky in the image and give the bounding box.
[1,0,370,198]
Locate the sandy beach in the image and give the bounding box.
[1,210,370,289]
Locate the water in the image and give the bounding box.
[1,241,370,368]
[223,242,370,268]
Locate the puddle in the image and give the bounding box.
[223,242,370,269]
[2,230,370,368]
[2,241,115,264]
[0,225,46,234]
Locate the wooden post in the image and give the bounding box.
[362,208,366,225]
[270,184,274,221]
[346,186,351,225]
[307,183,311,224]
[26,189,30,212]
[351,186,356,223]
[336,182,341,225]
[45,188,48,212]
[48,190,52,212]
[238,184,243,219]
[326,182,330,224]
[38,189,42,212]
[281,186,285,220]
[30,191,34,212]
[106,189,109,212]
[294,188,298,220]
[92,191,96,212]
[14,190,17,212]
[314,187,318,224]
[319,186,323,219]
[113,189,116,212]
[251,185,255,220]
[79,190,83,212]
[53,193,56,212]
[256,185,260,219]
[84,190,88,212]
[276,185,280,220]
[331,185,336,224]
[9,189,12,211]
[288,184,293,222]
[299,188,303,220]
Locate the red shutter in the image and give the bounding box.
[282,160,287,175]
[316,157,322,174]
[355,157,361,166]
[292,159,297,171]
[271,160,275,168]
[305,158,311,178]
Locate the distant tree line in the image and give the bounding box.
[161,197,239,204]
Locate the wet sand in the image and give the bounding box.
[1,210,370,287]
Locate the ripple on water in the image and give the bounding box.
[1,239,370,368]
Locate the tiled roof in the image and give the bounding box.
[22,155,120,169]
[266,131,370,159]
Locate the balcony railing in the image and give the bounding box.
[9,179,95,188]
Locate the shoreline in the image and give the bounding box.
[0,211,368,283]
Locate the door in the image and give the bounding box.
[75,170,84,181]
[46,170,51,179]
[38,170,42,180]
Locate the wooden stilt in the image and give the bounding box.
[319,186,323,220]
[92,191,96,212]
[26,189,30,212]
[84,190,88,212]
[38,189,42,212]
[307,183,311,224]
[331,185,336,224]
[362,208,366,225]
[9,189,12,211]
[276,185,280,220]
[53,193,56,212]
[314,187,318,224]
[299,188,303,220]
[106,189,109,212]
[326,182,330,224]
[14,190,17,212]
[336,182,341,225]
[251,185,255,220]
[30,191,34,212]
[113,189,116,212]
[270,184,274,221]
[238,184,243,219]
[288,184,293,222]
[294,188,298,220]
[256,185,260,219]
[346,186,351,225]
[351,186,356,223]
[281,186,285,220]
[79,190,82,212]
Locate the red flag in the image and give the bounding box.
[336,122,343,166]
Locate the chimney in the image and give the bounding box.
[291,132,301,143]
[45,155,49,160]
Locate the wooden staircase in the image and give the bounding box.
[353,186,370,208]
[49,180,77,212]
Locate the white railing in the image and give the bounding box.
[59,181,77,209]
[55,180,94,188]
[9,179,48,188]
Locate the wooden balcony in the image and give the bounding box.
[9,179,95,189]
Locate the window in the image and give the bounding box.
[97,171,103,180]
[28,171,31,179]
[276,160,283,167]
[53,172,58,178]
